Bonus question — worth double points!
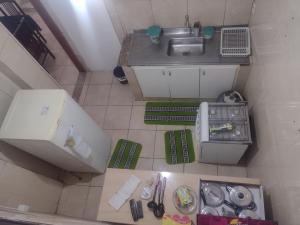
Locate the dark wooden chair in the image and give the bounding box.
[0,0,25,16]
[0,0,55,68]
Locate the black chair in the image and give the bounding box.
[0,0,25,16]
[0,0,55,68]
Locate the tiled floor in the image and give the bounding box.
[21,6,247,221]
[56,71,248,220]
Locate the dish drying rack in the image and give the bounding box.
[220,27,251,57]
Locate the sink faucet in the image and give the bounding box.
[184,15,199,36]
[184,15,190,28]
[184,15,193,36]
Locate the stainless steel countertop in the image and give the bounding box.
[127,27,250,66]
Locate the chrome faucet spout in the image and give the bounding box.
[184,15,190,28]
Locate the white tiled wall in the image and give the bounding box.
[245,1,300,224]
[104,0,254,39]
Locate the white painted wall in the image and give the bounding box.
[41,0,121,71]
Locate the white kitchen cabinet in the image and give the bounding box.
[133,65,238,99]
[134,66,200,98]
[200,65,238,98]
[168,67,200,98]
[134,66,170,97]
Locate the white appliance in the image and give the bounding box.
[0,89,111,173]
[196,102,252,164]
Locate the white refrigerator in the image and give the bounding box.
[0,89,111,173]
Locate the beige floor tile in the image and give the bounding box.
[78,85,88,106]
[57,185,89,218]
[153,159,184,173]
[58,172,92,186]
[66,57,74,66]
[113,77,121,84]
[154,130,166,159]
[0,159,6,173]
[58,66,79,85]
[83,186,103,220]
[218,165,247,177]
[184,162,218,175]
[136,157,153,170]
[109,84,134,106]
[104,106,132,129]
[128,130,155,158]
[133,101,147,106]
[156,125,186,131]
[129,106,156,130]
[48,65,64,80]
[104,129,128,152]
[83,106,107,127]
[61,85,75,96]
[89,71,113,85]
[54,50,69,66]
[84,85,111,106]
[90,173,106,187]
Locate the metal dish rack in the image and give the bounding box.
[220,27,251,57]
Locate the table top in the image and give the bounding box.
[97,169,260,225]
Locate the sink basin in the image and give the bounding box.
[167,37,205,57]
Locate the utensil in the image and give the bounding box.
[201,206,219,216]
[200,189,219,216]
[239,209,260,219]
[224,200,241,216]
[147,173,160,210]
[202,183,225,207]
[226,185,253,207]
[136,200,143,219]
[221,206,235,217]
[129,199,138,222]
[154,177,166,218]
[200,189,207,205]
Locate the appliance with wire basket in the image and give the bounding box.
[195,102,252,164]
[220,27,251,57]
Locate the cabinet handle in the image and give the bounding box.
[202,70,206,76]
[168,71,171,76]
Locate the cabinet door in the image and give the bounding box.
[133,66,170,98]
[200,65,238,98]
[168,67,200,98]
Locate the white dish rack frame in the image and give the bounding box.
[220,27,251,57]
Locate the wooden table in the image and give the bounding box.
[97,169,260,225]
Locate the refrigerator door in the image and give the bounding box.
[51,92,111,173]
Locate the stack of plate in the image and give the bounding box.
[200,182,264,220]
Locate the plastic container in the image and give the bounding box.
[173,185,197,214]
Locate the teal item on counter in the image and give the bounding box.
[203,26,215,39]
[146,25,161,44]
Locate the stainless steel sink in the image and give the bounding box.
[167,37,205,57]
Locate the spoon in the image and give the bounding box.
[147,173,160,210]
[154,177,166,218]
